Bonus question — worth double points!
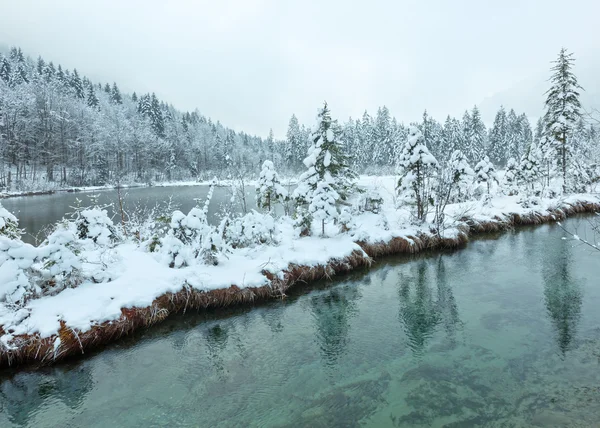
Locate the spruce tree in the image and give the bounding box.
[517,142,541,192]
[256,160,288,212]
[473,156,497,194]
[543,48,583,192]
[488,107,508,165]
[396,125,439,221]
[70,69,85,99]
[286,114,301,169]
[293,102,356,205]
[87,85,99,109]
[111,82,123,104]
[0,57,10,84]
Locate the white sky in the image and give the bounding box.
[1,0,599,138]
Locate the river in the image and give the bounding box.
[0,217,598,426]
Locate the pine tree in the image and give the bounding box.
[517,142,541,192]
[505,109,521,161]
[488,106,508,165]
[373,106,393,166]
[286,114,301,169]
[467,106,486,163]
[70,69,85,99]
[293,102,356,205]
[473,156,497,194]
[87,85,99,109]
[502,157,519,194]
[256,160,288,212]
[543,48,584,192]
[131,92,138,103]
[110,82,123,104]
[396,126,439,221]
[309,181,339,236]
[447,149,474,202]
[0,56,10,84]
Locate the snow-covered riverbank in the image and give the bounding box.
[0,175,598,368]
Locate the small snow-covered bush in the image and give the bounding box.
[225,210,280,248]
[0,204,22,240]
[75,208,117,247]
[38,224,82,290]
[157,184,228,267]
[339,207,355,233]
[0,237,39,305]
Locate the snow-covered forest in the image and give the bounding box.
[2,46,599,193]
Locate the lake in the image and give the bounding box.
[0,217,599,427]
[0,185,277,244]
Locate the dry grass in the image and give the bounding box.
[1,200,599,369]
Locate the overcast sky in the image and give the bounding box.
[1,0,599,138]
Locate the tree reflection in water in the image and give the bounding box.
[398,256,461,355]
[0,365,93,426]
[542,238,583,355]
[310,283,362,369]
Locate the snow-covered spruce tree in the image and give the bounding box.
[396,126,439,222]
[293,102,356,206]
[473,156,498,194]
[309,181,340,236]
[517,142,541,193]
[447,149,474,202]
[543,48,584,193]
[256,160,288,213]
[502,157,519,195]
[488,106,508,166]
[38,224,82,292]
[293,102,356,235]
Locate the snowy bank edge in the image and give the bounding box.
[0,196,598,369]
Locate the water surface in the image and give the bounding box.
[1,217,599,427]
[1,185,267,244]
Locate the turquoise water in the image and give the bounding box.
[1,218,599,427]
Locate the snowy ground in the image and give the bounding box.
[0,176,598,350]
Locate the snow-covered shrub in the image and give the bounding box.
[339,207,355,233]
[474,156,498,194]
[0,204,22,240]
[225,210,280,248]
[309,181,339,236]
[0,237,39,305]
[158,184,226,267]
[502,157,519,195]
[447,149,474,202]
[38,224,82,291]
[256,160,288,213]
[396,126,439,222]
[75,208,117,248]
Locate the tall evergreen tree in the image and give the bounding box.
[488,106,508,165]
[293,102,356,205]
[543,48,584,192]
